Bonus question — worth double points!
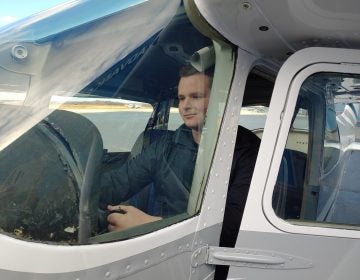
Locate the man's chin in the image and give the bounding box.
[184,122,203,131]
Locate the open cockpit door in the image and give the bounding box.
[226,47,360,280]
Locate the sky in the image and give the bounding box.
[0,0,70,27]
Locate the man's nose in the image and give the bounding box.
[182,97,192,109]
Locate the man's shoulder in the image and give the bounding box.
[148,129,174,142]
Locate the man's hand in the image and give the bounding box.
[107,205,162,232]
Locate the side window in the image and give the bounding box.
[50,96,153,152]
[168,105,183,131]
[240,105,268,137]
[273,96,309,219]
[273,72,360,228]
[286,107,309,154]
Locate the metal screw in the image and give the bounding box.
[11,44,28,61]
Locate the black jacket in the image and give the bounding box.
[101,124,198,216]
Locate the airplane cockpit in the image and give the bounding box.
[3,0,360,280]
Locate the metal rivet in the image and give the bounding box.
[161,252,165,258]
[259,25,269,31]
[145,259,149,265]
[105,272,111,278]
[242,2,252,10]
[126,265,131,271]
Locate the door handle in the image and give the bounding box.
[206,247,313,269]
[212,251,285,265]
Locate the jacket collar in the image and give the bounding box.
[173,124,198,150]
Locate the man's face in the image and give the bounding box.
[178,73,211,132]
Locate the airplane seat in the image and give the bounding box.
[273,149,307,219]
[46,110,104,243]
[46,110,103,177]
[317,149,360,225]
[0,108,103,242]
[128,129,174,215]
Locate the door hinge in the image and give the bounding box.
[191,246,209,268]
[201,246,313,270]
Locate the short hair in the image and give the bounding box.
[179,64,214,84]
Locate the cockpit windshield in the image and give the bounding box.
[0,0,228,245]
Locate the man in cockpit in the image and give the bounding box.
[101,65,259,275]
[101,64,212,230]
